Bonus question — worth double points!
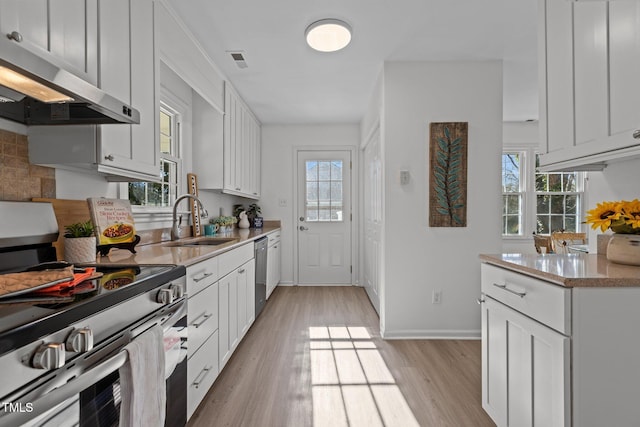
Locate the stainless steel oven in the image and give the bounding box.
[0,272,187,427]
[0,201,188,426]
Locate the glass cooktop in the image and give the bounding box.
[0,264,185,356]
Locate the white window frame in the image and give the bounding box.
[502,151,527,237]
[120,89,185,224]
[502,145,587,241]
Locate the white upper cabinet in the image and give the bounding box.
[0,0,98,85]
[28,0,159,182]
[195,82,261,199]
[539,0,640,170]
[609,2,640,139]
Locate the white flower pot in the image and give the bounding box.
[64,236,97,264]
[606,234,640,266]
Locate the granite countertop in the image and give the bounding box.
[95,226,280,267]
[480,253,640,287]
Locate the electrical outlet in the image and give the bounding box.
[278,198,288,207]
[432,290,442,304]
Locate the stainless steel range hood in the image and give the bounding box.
[0,35,139,125]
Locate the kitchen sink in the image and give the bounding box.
[163,237,238,247]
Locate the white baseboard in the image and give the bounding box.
[276,282,359,287]
[381,329,481,340]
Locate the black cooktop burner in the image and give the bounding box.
[0,264,185,356]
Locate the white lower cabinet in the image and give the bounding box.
[266,231,281,299]
[187,330,219,420]
[481,262,640,427]
[185,242,257,420]
[186,256,220,421]
[217,244,255,372]
[218,258,256,371]
[481,296,569,427]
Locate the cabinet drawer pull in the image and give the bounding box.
[633,129,640,139]
[104,154,114,161]
[493,283,527,298]
[238,268,245,274]
[193,272,213,283]
[236,187,241,191]
[192,313,213,328]
[192,366,213,388]
[477,297,485,304]
[273,245,278,249]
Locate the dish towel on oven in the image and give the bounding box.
[119,324,166,427]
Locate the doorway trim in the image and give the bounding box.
[292,145,359,286]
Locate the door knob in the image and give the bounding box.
[299,226,309,231]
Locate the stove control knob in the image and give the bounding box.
[66,327,94,353]
[170,283,184,299]
[32,343,65,370]
[157,288,174,305]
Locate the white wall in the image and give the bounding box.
[585,158,640,253]
[261,124,360,284]
[381,61,503,338]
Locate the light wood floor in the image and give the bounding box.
[188,286,495,427]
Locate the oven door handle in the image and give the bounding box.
[0,298,186,427]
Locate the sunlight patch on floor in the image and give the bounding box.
[309,326,420,427]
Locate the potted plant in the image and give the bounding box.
[63,220,97,264]
[211,215,237,233]
[247,203,263,228]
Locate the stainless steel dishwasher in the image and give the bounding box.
[254,237,268,317]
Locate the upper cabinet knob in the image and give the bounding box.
[633,130,640,140]
[7,31,23,42]
[104,154,115,161]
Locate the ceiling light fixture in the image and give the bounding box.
[305,19,352,53]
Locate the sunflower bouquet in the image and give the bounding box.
[585,199,640,234]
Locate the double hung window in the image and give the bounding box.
[128,104,181,208]
[502,150,585,237]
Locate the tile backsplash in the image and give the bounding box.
[0,129,55,201]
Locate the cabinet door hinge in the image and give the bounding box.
[350,265,353,273]
[350,161,352,170]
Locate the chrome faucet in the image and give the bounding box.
[171,194,208,240]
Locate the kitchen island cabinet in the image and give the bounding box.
[480,254,640,427]
[539,0,640,171]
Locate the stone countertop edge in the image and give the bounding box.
[95,226,281,267]
[479,253,640,288]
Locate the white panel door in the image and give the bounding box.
[297,150,352,284]
[363,129,382,313]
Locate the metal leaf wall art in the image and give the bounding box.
[429,122,468,227]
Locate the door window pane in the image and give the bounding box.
[305,160,343,222]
